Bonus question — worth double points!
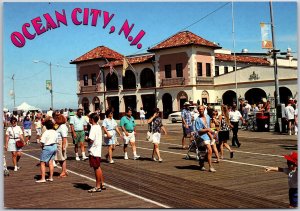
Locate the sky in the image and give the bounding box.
[2,1,298,111]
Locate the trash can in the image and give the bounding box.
[256,113,270,132]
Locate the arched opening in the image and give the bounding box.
[106,73,118,90]
[82,97,89,113]
[201,90,209,105]
[177,91,188,110]
[140,68,155,88]
[162,93,173,119]
[123,70,136,89]
[279,86,293,105]
[222,90,237,106]
[245,88,267,105]
[92,97,100,112]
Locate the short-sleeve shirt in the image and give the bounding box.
[23,120,32,129]
[88,124,102,157]
[283,168,298,188]
[41,129,58,146]
[140,110,146,118]
[120,116,136,132]
[195,114,211,140]
[181,108,192,126]
[149,117,163,133]
[6,126,23,139]
[285,105,295,120]
[34,120,42,129]
[70,115,87,131]
[102,118,118,131]
[229,110,242,122]
[56,124,68,141]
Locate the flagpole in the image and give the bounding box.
[231,1,238,106]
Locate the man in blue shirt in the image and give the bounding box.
[120,107,140,160]
[181,102,192,149]
[195,105,216,172]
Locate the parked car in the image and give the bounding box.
[168,105,198,123]
[168,112,182,123]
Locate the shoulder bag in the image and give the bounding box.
[11,127,25,148]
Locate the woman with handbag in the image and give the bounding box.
[102,108,122,164]
[5,117,25,172]
[218,105,234,159]
[147,108,167,162]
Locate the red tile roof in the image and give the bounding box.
[103,55,154,67]
[215,53,270,65]
[70,46,124,64]
[148,31,220,51]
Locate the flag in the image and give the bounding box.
[122,57,129,76]
[260,22,273,49]
[46,80,52,91]
[109,62,114,75]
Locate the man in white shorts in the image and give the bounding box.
[195,105,216,172]
[120,107,140,160]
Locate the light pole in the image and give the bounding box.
[33,60,53,109]
[11,74,16,108]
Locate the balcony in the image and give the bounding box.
[161,77,185,86]
[80,85,100,93]
[196,76,214,85]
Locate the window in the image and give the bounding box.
[165,65,172,78]
[92,73,97,85]
[206,63,211,77]
[83,74,88,86]
[215,66,219,76]
[197,62,202,76]
[176,63,183,77]
[224,66,229,74]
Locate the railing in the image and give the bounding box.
[161,77,185,86]
[80,85,100,93]
[196,76,214,84]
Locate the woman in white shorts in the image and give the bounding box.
[102,109,122,164]
[147,108,167,162]
[5,117,25,172]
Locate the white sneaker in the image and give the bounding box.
[14,166,18,172]
[124,154,128,160]
[295,132,298,135]
[200,166,206,171]
[209,167,216,172]
[152,157,157,162]
[75,157,80,161]
[109,160,115,164]
[133,155,140,160]
[158,158,163,163]
[82,156,88,161]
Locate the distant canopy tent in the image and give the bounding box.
[14,102,40,112]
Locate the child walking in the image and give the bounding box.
[265,151,298,208]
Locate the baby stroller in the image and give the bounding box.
[185,133,207,162]
[3,156,9,176]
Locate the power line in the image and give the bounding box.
[53,91,77,96]
[132,2,230,55]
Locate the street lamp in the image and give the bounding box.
[33,60,53,109]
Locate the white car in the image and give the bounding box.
[168,105,199,123]
[168,112,182,123]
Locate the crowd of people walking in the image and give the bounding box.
[2,99,298,202]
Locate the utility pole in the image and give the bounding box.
[49,62,53,109]
[269,1,280,106]
[269,1,282,132]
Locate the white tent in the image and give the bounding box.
[14,102,40,112]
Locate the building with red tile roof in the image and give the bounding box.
[70,31,297,120]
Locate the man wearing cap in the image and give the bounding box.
[181,102,192,149]
[265,151,298,208]
[285,98,295,135]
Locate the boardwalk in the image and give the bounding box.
[3,123,297,208]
